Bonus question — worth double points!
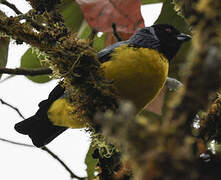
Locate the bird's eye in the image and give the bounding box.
[165,28,172,33]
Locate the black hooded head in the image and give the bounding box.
[129,24,191,61]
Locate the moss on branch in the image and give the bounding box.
[0,9,118,132]
[170,0,221,130]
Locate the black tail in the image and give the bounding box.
[14,84,67,147]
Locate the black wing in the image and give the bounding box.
[97,40,129,63]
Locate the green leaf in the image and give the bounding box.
[93,33,106,51]
[0,37,9,79]
[85,144,98,180]
[142,0,163,5]
[58,0,84,32]
[21,48,51,83]
[78,20,92,39]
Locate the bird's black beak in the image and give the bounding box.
[177,33,192,42]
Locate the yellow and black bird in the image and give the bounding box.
[15,24,191,147]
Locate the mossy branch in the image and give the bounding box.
[170,0,221,131]
[0,4,118,136]
[0,67,52,76]
[0,0,22,14]
[199,93,221,143]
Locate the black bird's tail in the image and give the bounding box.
[15,115,67,147]
[14,84,67,147]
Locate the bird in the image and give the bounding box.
[14,24,191,147]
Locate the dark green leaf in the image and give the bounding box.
[93,33,106,51]
[85,144,98,180]
[0,37,9,79]
[142,0,163,5]
[21,48,51,83]
[58,0,84,32]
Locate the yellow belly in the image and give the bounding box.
[48,45,169,128]
[102,45,169,111]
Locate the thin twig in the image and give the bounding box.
[0,136,86,180]
[0,0,22,14]
[0,137,34,147]
[0,67,52,76]
[0,98,25,119]
[41,146,86,180]
[1,98,85,180]
[89,29,97,47]
[112,23,122,41]
[0,74,15,83]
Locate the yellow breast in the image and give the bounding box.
[48,45,169,128]
[102,45,169,112]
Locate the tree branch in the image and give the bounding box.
[89,29,97,47]
[0,67,52,76]
[1,98,85,179]
[0,98,25,119]
[0,137,34,147]
[41,147,86,180]
[0,13,48,49]
[17,11,46,31]
[0,136,85,180]
[0,75,15,83]
[170,0,221,130]
[0,0,22,15]
[112,23,122,41]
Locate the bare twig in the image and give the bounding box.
[0,137,34,147]
[0,74,15,83]
[0,67,52,76]
[1,98,85,179]
[0,98,25,119]
[112,23,122,41]
[0,136,85,180]
[89,29,97,47]
[41,146,86,180]
[0,0,22,15]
